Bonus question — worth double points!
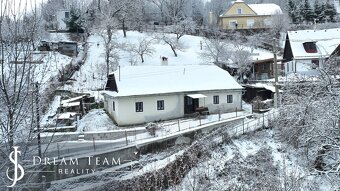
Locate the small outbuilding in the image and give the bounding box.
[283,28,340,75]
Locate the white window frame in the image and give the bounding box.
[237,8,242,14]
[135,102,143,112]
[247,19,255,28]
[65,11,70,19]
[229,20,238,29]
[227,95,233,103]
[157,100,164,110]
[213,95,219,104]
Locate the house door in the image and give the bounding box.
[184,96,199,114]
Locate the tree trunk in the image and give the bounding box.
[98,0,101,12]
[106,54,110,77]
[170,45,177,57]
[140,54,144,63]
[9,112,14,152]
[122,19,127,38]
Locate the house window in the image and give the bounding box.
[264,19,272,26]
[186,97,192,105]
[227,95,233,103]
[247,19,255,28]
[135,102,143,112]
[112,101,115,111]
[287,62,289,72]
[213,96,219,104]
[291,62,294,72]
[312,60,319,69]
[303,42,317,53]
[65,12,70,19]
[229,21,238,29]
[237,8,242,14]
[157,100,164,110]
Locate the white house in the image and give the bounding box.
[56,9,70,31]
[283,28,340,75]
[102,65,244,126]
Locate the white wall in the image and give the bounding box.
[198,91,242,114]
[56,10,69,30]
[104,90,243,126]
[284,59,325,74]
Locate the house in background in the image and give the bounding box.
[219,0,282,30]
[58,41,78,57]
[56,9,70,31]
[252,57,283,80]
[283,28,340,75]
[102,65,243,126]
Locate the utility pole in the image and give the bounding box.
[35,82,42,157]
[273,38,279,108]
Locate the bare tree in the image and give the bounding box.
[277,57,340,182]
[165,18,196,40]
[147,0,167,22]
[204,0,230,26]
[156,34,185,57]
[200,32,231,65]
[0,0,54,188]
[163,0,187,24]
[148,0,186,24]
[230,36,252,81]
[270,13,290,38]
[108,0,143,38]
[128,37,155,63]
[98,25,120,77]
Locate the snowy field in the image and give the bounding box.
[62,30,273,100]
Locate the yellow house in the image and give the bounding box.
[219,0,282,30]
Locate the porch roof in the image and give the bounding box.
[187,94,207,99]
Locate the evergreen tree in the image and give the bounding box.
[301,0,314,23]
[287,0,299,23]
[65,8,84,33]
[314,1,325,23]
[324,0,337,22]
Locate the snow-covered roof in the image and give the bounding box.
[248,4,282,15]
[62,102,80,107]
[287,28,340,59]
[57,112,78,120]
[42,33,73,43]
[246,83,283,93]
[61,96,84,104]
[103,65,243,97]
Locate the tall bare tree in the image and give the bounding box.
[277,57,340,183]
[200,32,231,65]
[156,34,185,57]
[128,37,155,63]
[0,0,51,188]
[107,0,143,38]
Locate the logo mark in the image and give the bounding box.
[6,146,25,187]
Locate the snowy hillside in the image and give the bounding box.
[62,30,273,97]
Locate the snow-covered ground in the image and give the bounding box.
[77,109,120,132]
[62,30,274,101]
[48,125,337,191]
[168,128,336,191]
